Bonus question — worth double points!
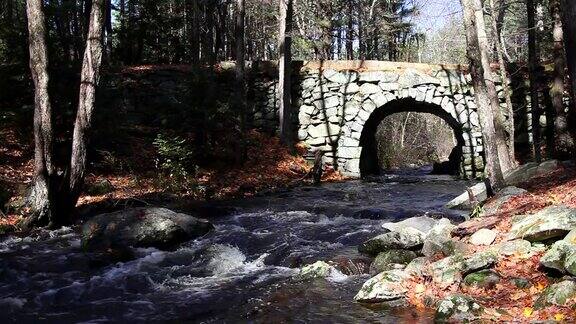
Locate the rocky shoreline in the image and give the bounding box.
[298,160,576,322]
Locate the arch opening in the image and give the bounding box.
[359,98,466,177]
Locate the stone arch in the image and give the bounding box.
[358,97,467,176]
[333,83,485,178]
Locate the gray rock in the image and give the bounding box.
[422,219,459,257]
[82,207,214,251]
[323,69,357,84]
[497,239,532,257]
[461,250,498,274]
[435,295,484,322]
[358,71,399,83]
[399,68,441,88]
[405,257,428,276]
[540,240,572,272]
[540,231,576,274]
[469,229,497,246]
[503,162,539,186]
[481,186,527,216]
[537,159,560,174]
[430,255,464,287]
[358,83,381,95]
[354,269,409,303]
[445,182,487,210]
[297,261,344,280]
[507,205,576,242]
[381,216,442,234]
[535,280,576,309]
[358,227,425,256]
[463,270,501,289]
[370,249,418,274]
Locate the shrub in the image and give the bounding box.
[153,133,198,192]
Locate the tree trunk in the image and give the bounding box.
[461,0,505,191]
[346,0,354,60]
[550,0,574,157]
[527,0,542,162]
[25,0,55,228]
[235,0,247,164]
[488,0,516,163]
[68,0,106,214]
[560,0,576,132]
[278,0,293,147]
[105,0,113,62]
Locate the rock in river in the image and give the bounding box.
[82,207,214,250]
[354,269,410,303]
[370,249,418,274]
[358,227,425,256]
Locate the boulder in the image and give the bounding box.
[358,227,425,256]
[370,249,418,274]
[82,207,214,251]
[469,228,497,246]
[422,219,461,257]
[445,182,487,210]
[540,230,576,275]
[405,257,428,276]
[497,239,532,257]
[535,280,576,309]
[481,187,527,216]
[430,255,464,287]
[435,295,484,322]
[297,261,344,280]
[540,241,572,272]
[461,250,498,274]
[354,269,409,303]
[504,162,538,186]
[382,216,443,234]
[463,270,501,289]
[506,205,576,242]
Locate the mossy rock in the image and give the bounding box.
[358,227,425,256]
[510,277,532,289]
[535,280,576,309]
[354,269,409,303]
[507,205,576,242]
[297,261,341,280]
[435,294,484,322]
[370,249,418,274]
[463,270,501,289]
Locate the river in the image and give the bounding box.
[0,168,472,323]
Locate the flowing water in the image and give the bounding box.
[0,168,472,323]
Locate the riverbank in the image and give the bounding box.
[352,162,576,322]
[0,117,344,231]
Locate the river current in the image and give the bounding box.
[0,168,472,323]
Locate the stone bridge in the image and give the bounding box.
[251,61,499,179]
[98,61,504,179]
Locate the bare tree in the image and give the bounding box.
[549,0,574,157]
[26,0,55,226]
[527,0,542,162]
[235,0,247,163]
[560,0,576,117]
[25,0,106,228]
[488,0,515,162]
[461,0,505,190]
[278,0,293,147]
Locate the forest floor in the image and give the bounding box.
[0,116,344,231]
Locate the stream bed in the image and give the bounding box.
[0,169,472,323]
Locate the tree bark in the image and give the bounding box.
[278,0,293,147]
[488,0,516,163]
[461,0,505,191]
[235,0,247,164]
[560,0,576,131]
[26,0,55,227]
[68,0,106,214]
[550,0,574,157]
[527,0,542,162]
